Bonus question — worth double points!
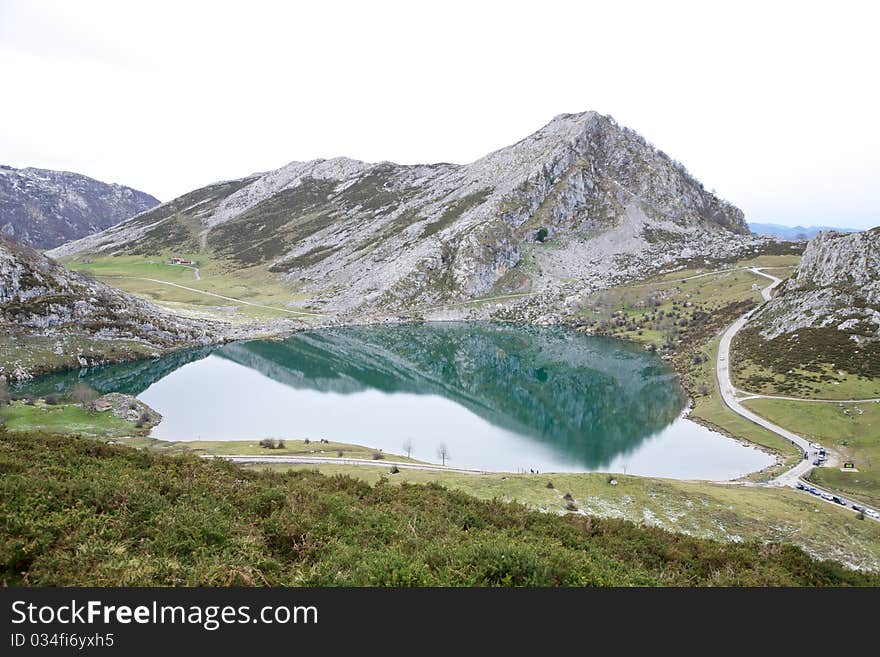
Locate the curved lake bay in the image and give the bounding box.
[22,323,773,479]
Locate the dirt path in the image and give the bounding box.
[205,454,487,475]
[127,276,326,317]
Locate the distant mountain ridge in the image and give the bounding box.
[748,222,861,241]
[51,111,759,318]
[0,165,159,249]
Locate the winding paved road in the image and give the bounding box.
[716,268,880,520]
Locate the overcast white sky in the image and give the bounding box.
[1,0,877,228]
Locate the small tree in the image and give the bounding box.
[437,443,450,467]
[535,227,549,243]
[71,382,99,409]
[402,439,413,459]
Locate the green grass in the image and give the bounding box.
[2,430,877,586]
[248,463,880,571]
[64,254,317,322]
[1,401,139,438]
[734,360,880,400]
[118,436,421,463]
[743,398,880,508]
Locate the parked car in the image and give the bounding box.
[832,496,847,506]
[852,505,865,513]
[807,487,819,495]
[866,509,880,520]
[803,452,809,460]
[812,459,822,466]
[796,482,806,490]
[821,492,834,501]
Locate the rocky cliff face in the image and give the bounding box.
[735,228,880,382]
[0,237,218,379]
[0,165,159,249]
[51,112,754,317]
[749,229,880,340]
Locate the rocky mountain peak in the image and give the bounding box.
[49,111,756,317]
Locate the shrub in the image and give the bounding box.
[389,466,400,474]
[0,430,875,586]
[71,381,99,408]
[259,438,275,449]
[546,481,554,489]
[276,439,286,449]
[372,451,385,460]
[565,501,578,512]
[535,227,549,243]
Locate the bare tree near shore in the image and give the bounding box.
[437,443,450,467]
[403,439,413,459]
[71,382,99,409]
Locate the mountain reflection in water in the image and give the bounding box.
[15,323,772,477]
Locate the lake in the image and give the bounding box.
[18,323,774,479]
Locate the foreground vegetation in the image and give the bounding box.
[1,431,877,586]
[260,462,880,570]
